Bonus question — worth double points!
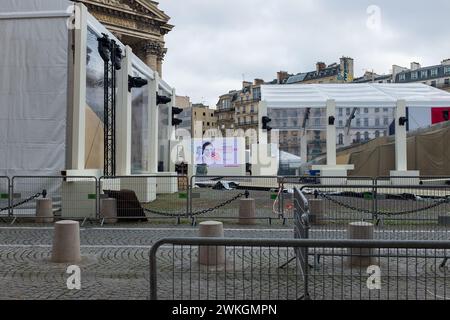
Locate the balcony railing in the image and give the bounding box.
[237,120,259,126]
[215,107,235,113]
[233,97,261,105]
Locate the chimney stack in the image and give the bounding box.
[242,81,252,89]
[277,71,289,84]
[254,78,264,86]
[411,62,421,71]
[316,62,326,72]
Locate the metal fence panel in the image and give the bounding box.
[11,176,97,220]
[149,238,450,300]
[300,184,450,241]
[376,176,450,186]
[189,175,283,224]
[281,177,375,221]
[99,175,189,222]
[372,185,450,240]
[0,176,11,218]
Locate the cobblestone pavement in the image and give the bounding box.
[0,222,292,300]
[0,222,448,300]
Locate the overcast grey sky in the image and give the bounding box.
[158,0,450,107]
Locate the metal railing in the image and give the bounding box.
[10,176,97,223]
[376,175,450,186]
[98,175,189,223]
[298,184,450,240]
[0,174,449,227]
[189,175,283,225]
[149,237,450,300]
[0,176,11,218]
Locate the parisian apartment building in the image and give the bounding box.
[177,99,219,139]
[215,57,450,162]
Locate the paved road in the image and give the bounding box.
[0,223,293,300]
[0,223,448,300]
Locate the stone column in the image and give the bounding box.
[157,59,163,77]
[157,47,167,77]
[145,54,158,73]
[140,40,164,73]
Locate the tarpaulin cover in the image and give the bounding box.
[0,0,72,176]
[339,122,450,176]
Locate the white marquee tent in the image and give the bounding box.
[260,83,450,179]
[261,83,450,108]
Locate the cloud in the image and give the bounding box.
[158,0,450,107]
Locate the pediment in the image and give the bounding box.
[83,0,171,23]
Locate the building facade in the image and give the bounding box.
[178,103,218,139]
[395,60,450,92]
[271,57,355,161]
[216,80,263,147]
[79,0,173,75]
[191,104,218,138]
[216,91,237,136]
[335,107,394,146]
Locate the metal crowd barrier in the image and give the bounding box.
[189,175,283,225]
[280,176,375,222]
[10,176,97,223]
[149,237,450,300]
[375,176,450,186]
[98,175,189,223]
[0,176,11,219]
[298,184,450,240]
[1,175,450,227]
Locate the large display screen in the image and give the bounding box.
[194,138,240,168]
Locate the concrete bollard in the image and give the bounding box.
[309,199,324,224]
[198,221,225,266]
[100,198,118,224]
[51,220,81,263]
[347,221,376,267]
[239,198,256,225]
[35,198,53,223]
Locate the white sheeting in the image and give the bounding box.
[0,0,70,176]
[261,83,450,108]
[0,0,71,12]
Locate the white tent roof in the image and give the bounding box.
[261,83,450,108]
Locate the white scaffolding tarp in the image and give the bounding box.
[261,83,450,108]
[0,0,72,177]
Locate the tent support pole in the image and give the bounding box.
[326,99,337,166]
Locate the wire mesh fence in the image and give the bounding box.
[10,176,97,221]
[149,238,450,300]
[189,176,283,225]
